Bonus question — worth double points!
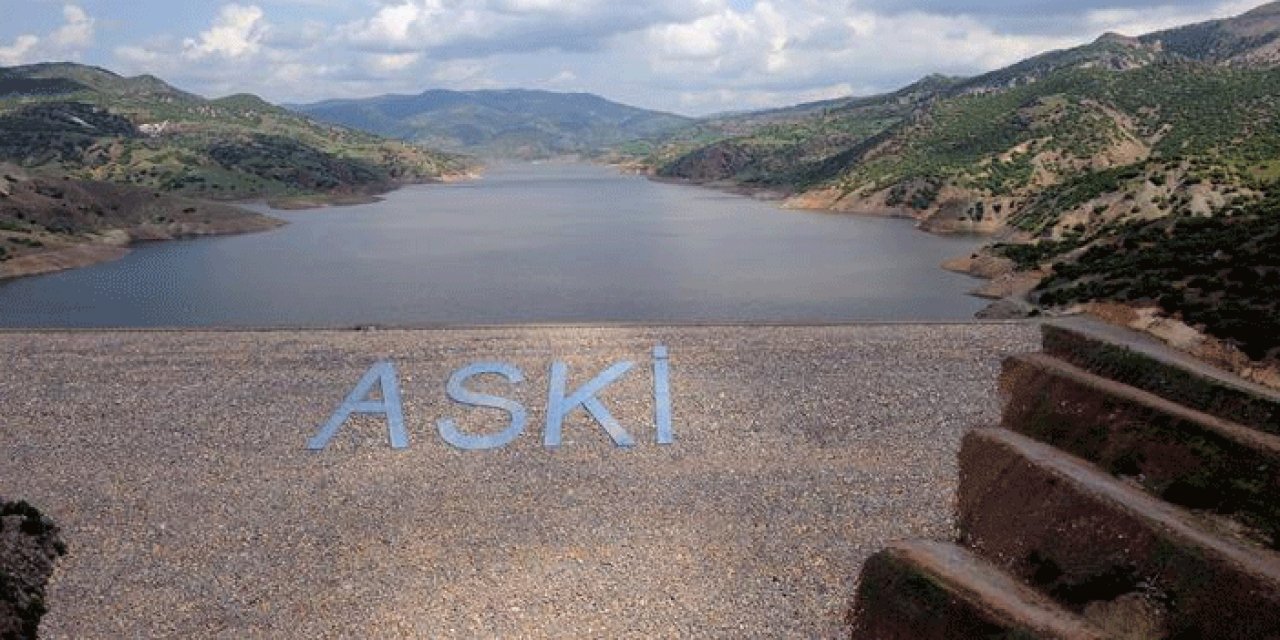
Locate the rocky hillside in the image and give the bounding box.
[292,89,692,159]
[642,75,957,187]
[1032,190,1280,362]
[637,2,1280,366]
[648,3,1280,232]
[602,75,954,174]
[0,163,282,279]
[1141,1,1280,65]
[0,63,469,202]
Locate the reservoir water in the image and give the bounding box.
[0,163,988,326]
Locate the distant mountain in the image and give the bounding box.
[628,1,1280,364]
[291,89,694,159]
[0,63,468,201]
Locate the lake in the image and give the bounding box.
[0,163,988,326]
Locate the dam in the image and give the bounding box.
[0,323,1037,637]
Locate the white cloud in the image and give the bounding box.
[182,4,268,59]
[0,35,40,66]
[340,0,723,56]
[547,69,579,85]
[0,4,96,66]
[636,1,1076,101]
[1083,0,1262,37]
[76,0,1272,114]
[356,2,422,45]
[114,4,339,100]
[369,52,420,72]
[50,5,95,49]
[316,0,1271,113]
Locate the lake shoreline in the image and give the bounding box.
[255,170,483,211]
[631,165,1010,314]
[0,217,286,281]
[0,166,289,282]
[0,169,486,282]
[637,169,927,224]
[0,163,991,325]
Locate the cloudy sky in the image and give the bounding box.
[0,0,1266,115]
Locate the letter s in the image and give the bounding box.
[436,362,527,450]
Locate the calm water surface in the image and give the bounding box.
[0,163,988,326]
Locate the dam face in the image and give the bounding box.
[0,324,1036,637]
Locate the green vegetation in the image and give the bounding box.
[991,237,1084,270]
[0,63,468,200]
[830,61,1280,210]
[0,161,283,271]
[638,4,1280,363]
[642,76,953,187]
[886,179,943,210]
[650,13,1280,229]
[1038,189,1280,360]
[1010,164,1146,234]
[656,111,906,187]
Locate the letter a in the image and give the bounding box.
[545,360,635,448]
[307,361,408,450]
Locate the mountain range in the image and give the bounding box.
[291,89,692,159]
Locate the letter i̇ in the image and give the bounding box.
[654,345,674,445]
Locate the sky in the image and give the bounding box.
[0,0,1268,115]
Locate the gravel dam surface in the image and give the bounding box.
[0,324,1038,638]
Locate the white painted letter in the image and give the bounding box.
[544,360,635,448]
[307,361,407,450]
[654,345,674,444]
[437,362,528,450]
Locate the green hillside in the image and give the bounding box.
[1035,191,1280,361]
[0,63,469,201]
[0,162,283,280]
[833,59,1278,229]
[633,75,957,187]
[602,75,956,177]
[640,1,1280,363]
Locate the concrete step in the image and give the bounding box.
[849,540,1107,640]
[1000,352,1280,549]
[959,428,1280,639]
[1041,317,1280,435]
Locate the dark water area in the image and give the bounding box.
[0,163,989,326]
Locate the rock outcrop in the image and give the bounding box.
[0,500,65,640]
